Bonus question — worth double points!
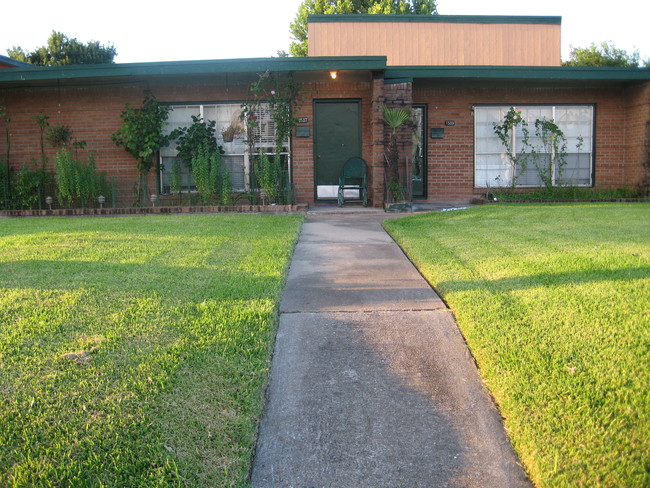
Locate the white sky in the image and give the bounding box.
[1,0,648,64]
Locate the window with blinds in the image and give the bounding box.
[159,102,288,194]
[474,105,594,188]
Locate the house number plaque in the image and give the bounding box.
[298,117,309,123]
[444,120,456,126]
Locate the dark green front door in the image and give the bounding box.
[314,100,361,200]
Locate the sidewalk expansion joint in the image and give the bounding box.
[280,308,452,314]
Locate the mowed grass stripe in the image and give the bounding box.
[0,214,303,487]
[383,203,649,488]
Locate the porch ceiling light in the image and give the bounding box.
[330,71,337,80]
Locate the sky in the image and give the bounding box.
[1,0,648,64]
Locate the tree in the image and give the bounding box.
[563,41,642,68]
[289,0,437,56]
[8,31,116,66]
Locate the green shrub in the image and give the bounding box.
[170,159,182,195]
[387,180,406,202]
[45,124,72,148]
[0,159,13,209]
[191,142,220,205]
[54,148,108,208]
[220,165,232,205]
[170,115,219,169]
[255,151,281,204]
[14,162,51,209]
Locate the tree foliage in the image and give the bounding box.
[289,0,437,56]
[112,94,171,175]
[169,115,219,169]
[8,31,116,66]
[563,41,643,68]
[112,94,171,205]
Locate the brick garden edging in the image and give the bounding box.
[0,204,309,218]
[470,197,648,205]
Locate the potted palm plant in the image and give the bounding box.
[382,104,412,211]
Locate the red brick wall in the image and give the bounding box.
[0,75,377,207]
[0,80,249,207]
[414,81,649,202]
[2,77,648,207]
[624,82,650,193]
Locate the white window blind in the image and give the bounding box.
[159,102,288,194]
[474,105,594,188]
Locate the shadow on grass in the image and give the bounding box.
[438,266,650,293]
[0,259,283,303]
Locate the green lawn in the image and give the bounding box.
[383,203,649,488]
[0,214,303,487]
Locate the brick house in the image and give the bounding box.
[1,15,648,207]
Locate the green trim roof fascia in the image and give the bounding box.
[385,66,650,82]
[0,56,387,83]
[308,14,561,25]
[384,77,413,84]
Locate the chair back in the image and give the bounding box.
[341,157,367,183]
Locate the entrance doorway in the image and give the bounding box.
[314,100,361,200]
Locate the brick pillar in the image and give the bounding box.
[370,78,386,207]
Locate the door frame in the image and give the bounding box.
[412,103,428,200]
[313,98,362,202]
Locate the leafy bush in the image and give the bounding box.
[14,162,51,209]
[111,94,171,205]
[387,180,406,202]
[54,148,108,207]
[191,142,221,204]
[0,159,13,210]
[170,159,182,195]
[220,165,232,205]
[255,151,281,204]
[45,124,72,148]
[170,115,219,169]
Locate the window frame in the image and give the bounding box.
[473,103,596,189]
[158,101,290,195]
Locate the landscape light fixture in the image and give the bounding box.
[45,196,53,210]
[98,195,105,209]
[150,194,158,207]
[330,71,337,79]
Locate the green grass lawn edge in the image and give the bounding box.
[383,203,650,488]
[0,214,304,487]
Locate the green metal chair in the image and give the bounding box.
[337,157,368,207]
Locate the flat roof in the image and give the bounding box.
[308,14,562,25]
[0,57,648,86]
[385,65,650,82]
[0,56,388,84]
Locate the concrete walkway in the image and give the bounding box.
[251,209,531,488]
